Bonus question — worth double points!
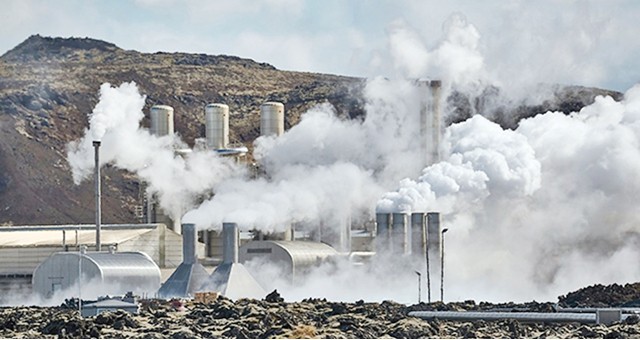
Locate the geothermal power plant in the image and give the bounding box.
[0,80,446,305]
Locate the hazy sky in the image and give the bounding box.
[2,0,639,91]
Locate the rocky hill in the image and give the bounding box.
[0,35,622,225]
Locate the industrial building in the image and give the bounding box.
[1,79,445,303]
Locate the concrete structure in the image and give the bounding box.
[375,213,391,252]
[205,103,229,150]
[239,240,339,282]
[158,224,209,298]
[150,105,174,136]
[32,250,161,299]
[411,213,426,259]
[391,213,410,255]
[201,223,266,300]
[0,224,204,283]
[426,212,442,297]
[260,102,285,137]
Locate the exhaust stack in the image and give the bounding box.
[201,223,266,300]
[157,223,209,298]
[93,141,101,252]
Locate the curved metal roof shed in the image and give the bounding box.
[239,240,338,281]
[32,251,161,299]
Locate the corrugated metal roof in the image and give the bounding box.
[244,240,338,268]
[0,228,152,247]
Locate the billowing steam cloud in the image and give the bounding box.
[65,10,640,304]
[66,82,240,219]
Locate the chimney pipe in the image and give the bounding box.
[93,140,101,252]
[222,222,239,264]
[182,223,197,264]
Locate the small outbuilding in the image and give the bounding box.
[32,250,161,299]
[80,299,140,317]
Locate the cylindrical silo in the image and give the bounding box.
[392,213,411,255]
[205,103,229,149]
[150,105,175,136]
[260,102,285,137]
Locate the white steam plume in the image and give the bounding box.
[66,82,240,220]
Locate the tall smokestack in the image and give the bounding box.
[182,223,197,264]
[392,213,410,255]
[222,222,239,264]
[428,80,442,165]
[417,79,442,166]
[93,140,101,252]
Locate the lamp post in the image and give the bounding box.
[415,271,422,304]
[440,228,449,302]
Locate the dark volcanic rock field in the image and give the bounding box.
[2,284,640,338]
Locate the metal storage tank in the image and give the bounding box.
[32,250,161,299]
[239,240,338,282]
[205,103,229,149]
[260,102,285,137]
[392,213,410,255]
[150,105,175,136]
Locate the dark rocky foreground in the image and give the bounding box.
[1,284,640,339]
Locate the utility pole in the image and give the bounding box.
[415,271,422,303]
[440,228,449,302]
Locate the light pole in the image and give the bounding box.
[415,271,422,304]
[440,228,449,302]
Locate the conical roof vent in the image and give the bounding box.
[200,222,266,300]
[158,223,209,298]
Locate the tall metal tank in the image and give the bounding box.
[411,212,426,259]
[205,103,229,149]
[260,102,285,137]
[150,105,175,136]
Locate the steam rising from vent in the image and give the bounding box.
[63,11,640,304]
[66,82,241,220]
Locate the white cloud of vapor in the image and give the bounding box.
[66,82,240,220]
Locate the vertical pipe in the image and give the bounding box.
[182,223,197,265]
[222,222,239,264]
[93,140,101,252]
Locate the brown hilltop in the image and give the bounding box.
[0,35,365,225]
[0,34,621,225]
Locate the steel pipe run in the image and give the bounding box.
[408,310,629,325]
